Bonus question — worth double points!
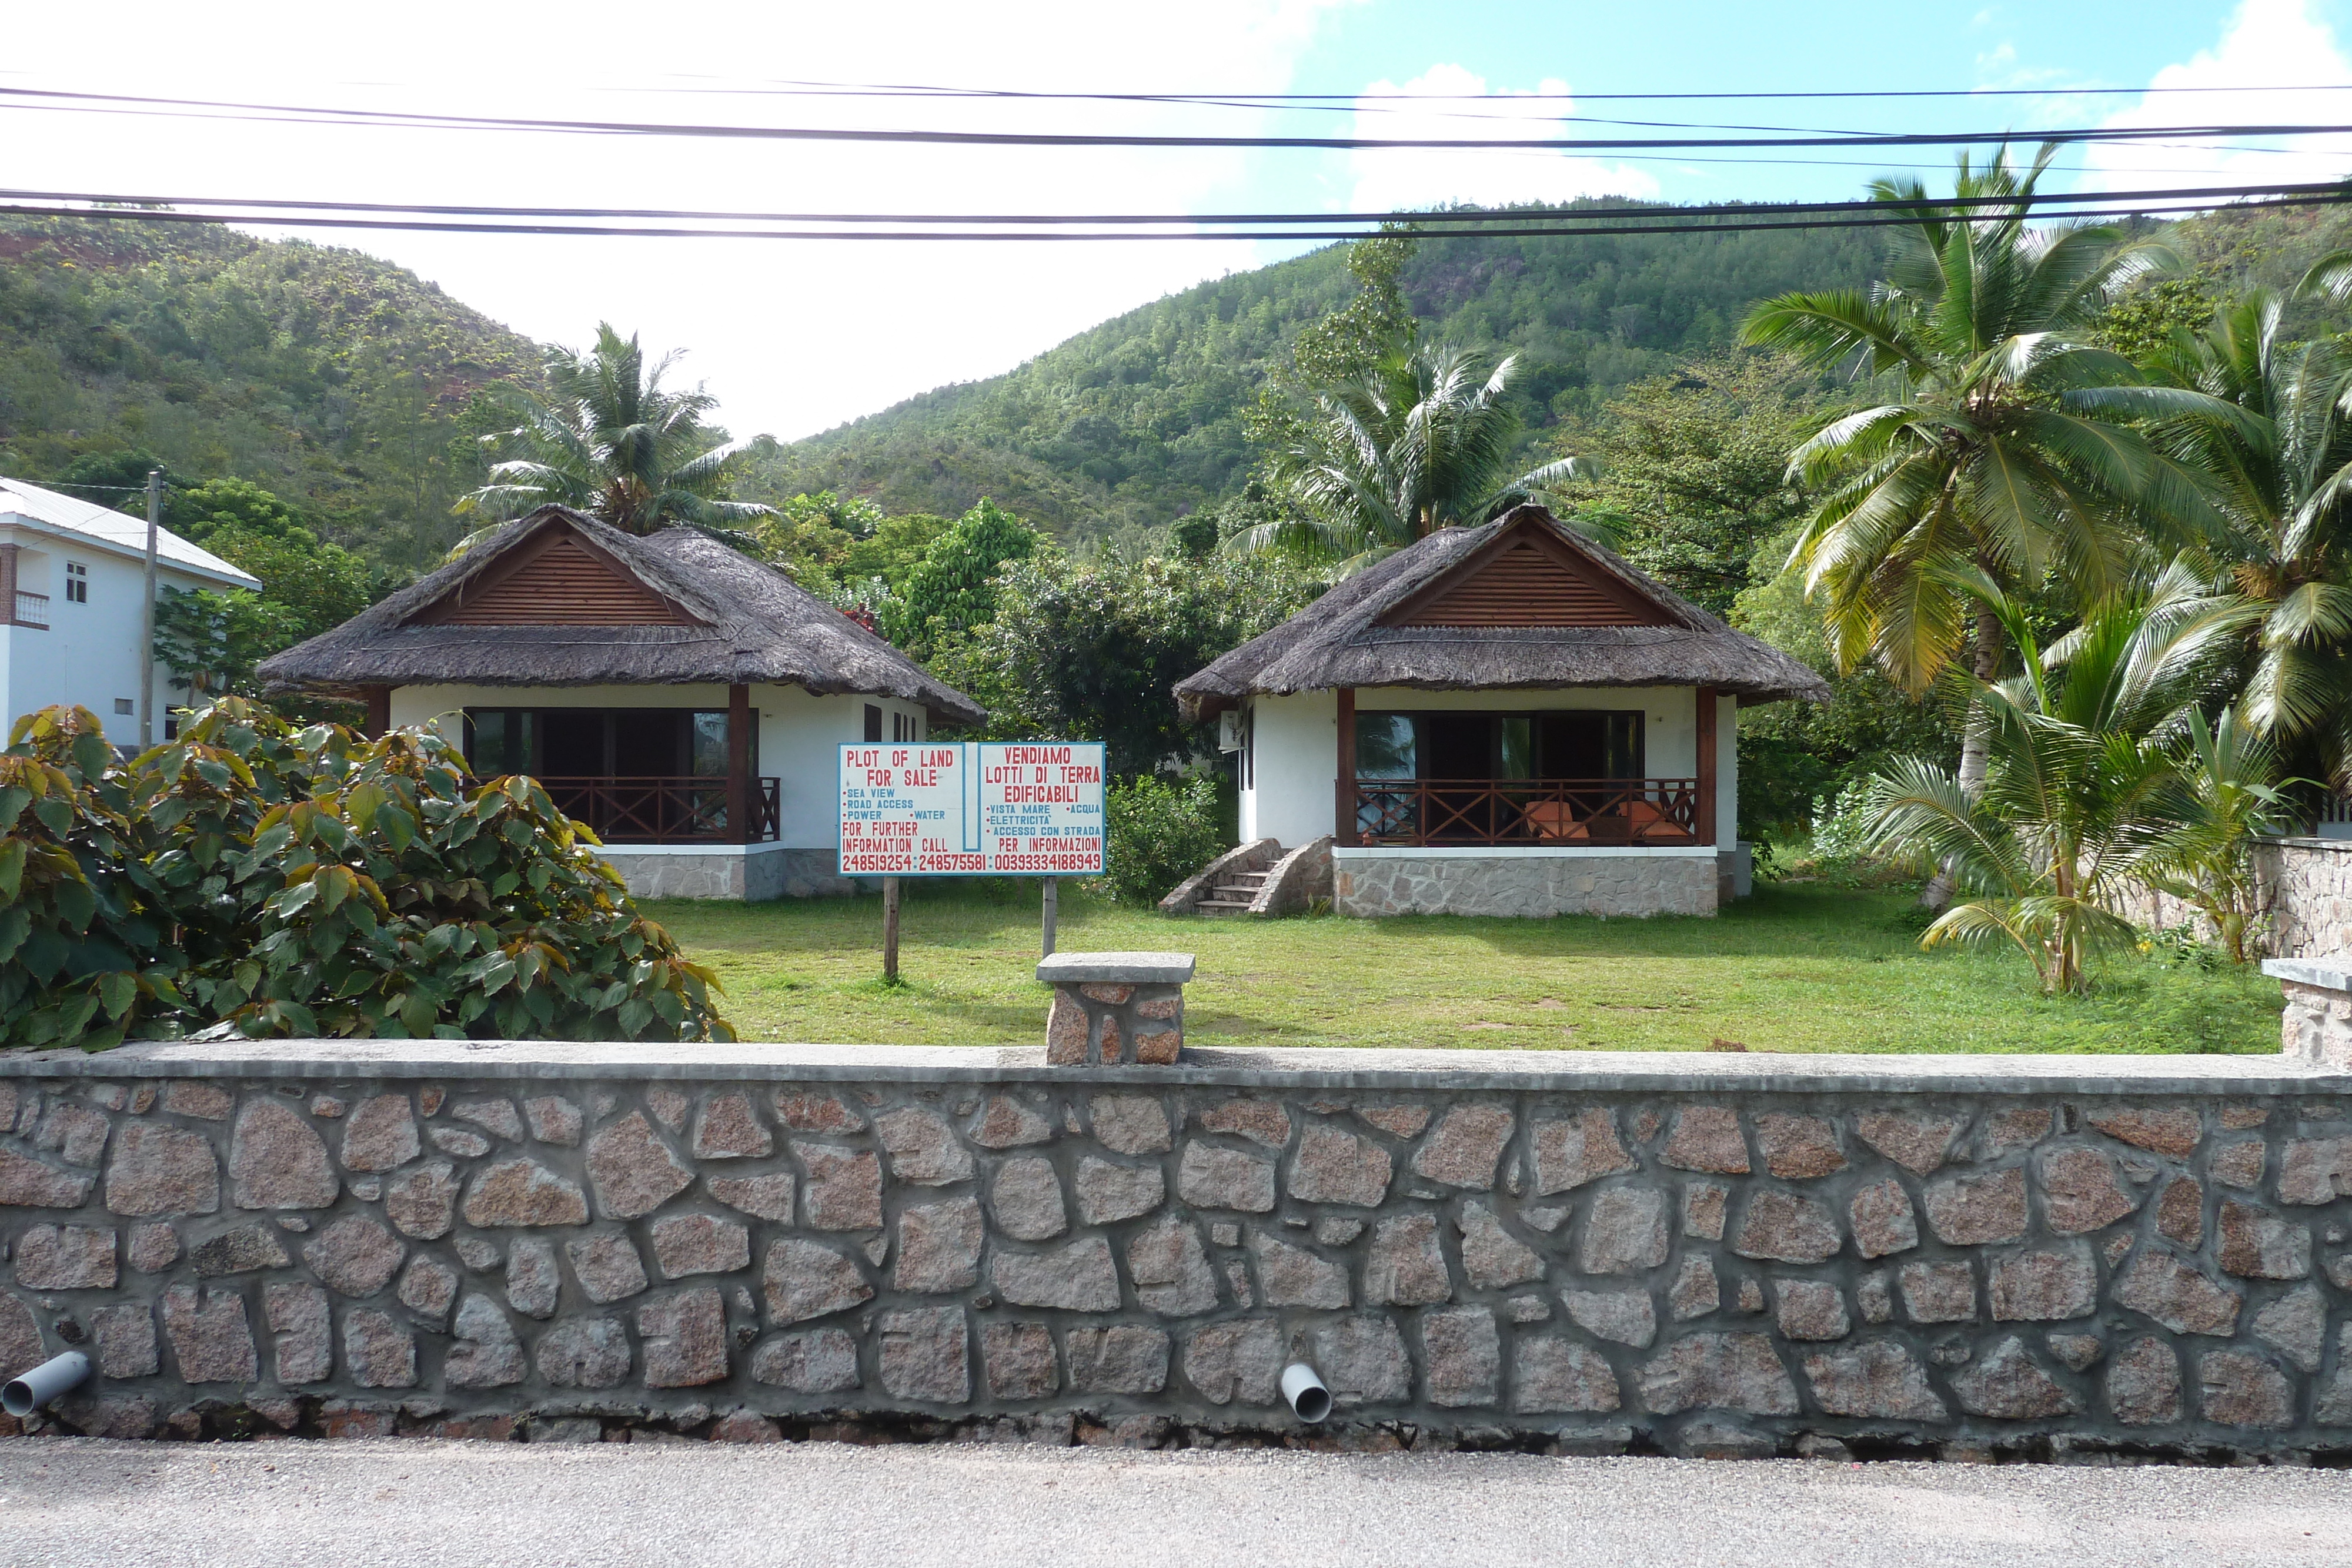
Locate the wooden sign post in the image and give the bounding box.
[882,875,902,985]
[1041,878,1058,958]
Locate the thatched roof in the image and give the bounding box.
[259,507,985,725]
[1175,506,1831,719]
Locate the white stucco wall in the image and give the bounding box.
[1239,690,1338,847]
[1242,685,1739,848]
[1,541,225,741]
[389,682,931,851]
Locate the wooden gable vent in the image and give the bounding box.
[1390,527,1673,628]
[418,531,696,627]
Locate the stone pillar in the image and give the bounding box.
[1040,951,1195,1066]
[2264,957,2352,1068]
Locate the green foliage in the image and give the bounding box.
[0,216,534,572]
[935,551,1319,777]
[456,323,769,539]
[1240,342,1589,570]
[153,587,302,703]
[1098,774,1228,905]
[882,499,1044,656]
[1860,578,2246,994]
[1561,350,1841,617]
[752,210,1885,541]
[2091,272,2226,361]
[1742,146,2187,703]
[2138,708,2302,963]
[0,707,183,1051]
[0,700,731,1048]
[1732,526,1963,840]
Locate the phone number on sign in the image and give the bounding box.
[989,854,1103,872]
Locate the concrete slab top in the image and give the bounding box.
[2264,957,2352,992]
[0,1038,2343,1096]
[1035,951,1197,985]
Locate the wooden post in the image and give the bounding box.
[362,686,392,740]
[727,683,752,844]
[1335,687,1357,844]
[1695,686,1718,848]
[882,875,901,984]
[1041,877,1058,958]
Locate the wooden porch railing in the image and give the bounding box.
[539,776,780,845]
[1347,777,1700,847]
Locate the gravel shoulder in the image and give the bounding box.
[2,1438,2350,1568]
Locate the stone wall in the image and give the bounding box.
[2104,837,2352,959]
[1334,851,1717,918]
[0,1042,2347,1457]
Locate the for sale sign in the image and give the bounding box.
[838,742,1105,877]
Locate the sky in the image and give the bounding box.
[8,0,2352,440]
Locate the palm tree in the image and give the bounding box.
[456,325,771,537]
[1232,343,1588,571]
[2137,706,2301,963]
[1740,145,2196,808]
[2071,278,2352,790]
[1862,575,2218,995]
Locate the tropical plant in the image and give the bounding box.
[0,700,733,1047]
[2136,707,2301,963]
[1860,577,2218,995]
[934,550,1321,777]
[1234,342,1591,571]
[455,323,770,539]
[1098,774,1229,905]
[2073,275,2352,788]
[881,499,1044,656]
[1741,145,2196,805]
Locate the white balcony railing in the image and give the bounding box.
[10,591,46,628]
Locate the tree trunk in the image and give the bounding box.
[1919,607,2006,911]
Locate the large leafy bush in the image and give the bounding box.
[0,701,731,1048]
[1098,774,1228,907]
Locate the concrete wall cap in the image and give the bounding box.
[1036,952,1196,985]
[2,1039,2344,1096]
[2264,957,2352,992]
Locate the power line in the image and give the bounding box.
[12,178,2343,230]
[8,84,2352,154]
[5,191,2336,243]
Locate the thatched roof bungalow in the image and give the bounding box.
[1172,505,1828,918]
[260,505,983,900]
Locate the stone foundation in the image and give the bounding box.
[1041,953,1192,1065]
[1334,850,1718,918]
[0,1042,2347,1459]
[599,847,854,902]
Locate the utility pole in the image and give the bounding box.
[140,469,161,750]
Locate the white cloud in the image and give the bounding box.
[1344,64,1659,215]
[0,0,1362,440]
[2084,0,2352,191]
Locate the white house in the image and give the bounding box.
[1174,506,1829,919]
[0,477,260,743]
[258,505,985,901]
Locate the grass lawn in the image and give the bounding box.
[647,879,2282,1055]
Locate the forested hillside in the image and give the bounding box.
[0,216,537,570]
[746,205,1890,537]
[8,196,2352,572]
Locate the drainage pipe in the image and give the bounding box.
[3,1352,89,1416]
[1279,1362,1331,1423]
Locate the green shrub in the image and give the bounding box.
[0,700,732,1048]
[1098,774,1229,906]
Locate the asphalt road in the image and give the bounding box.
[1,1437,2348,1567]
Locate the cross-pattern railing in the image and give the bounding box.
[1348,777,1700,847]
[11,591,48,628]
[539,776,780,844]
